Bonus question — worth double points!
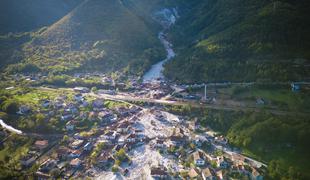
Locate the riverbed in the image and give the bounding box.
[142,8,177,83]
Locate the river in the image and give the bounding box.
[0,119,23,135]
[142,8,177,83]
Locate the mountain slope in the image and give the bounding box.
[0,0,82,35]
[164,0,310,83]
[8,0,165,76]
[0,0,83,70]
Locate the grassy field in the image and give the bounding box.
[104,100,131,110]
[239,88,309,112]
[215,85,310,113]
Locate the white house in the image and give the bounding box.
[126,133,136,143]
[66,121,76,131]
[74,94,84,102]
[193,151,205,166]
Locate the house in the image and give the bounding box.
[202,168,216,180]
[129,106,142,114]
[136,134,145,141]
[20,154,37,167]
[103,131,118,140]
[98,111,117,124]
[231,153,246,165]
[39,159,57,173]
[189,118,201,131]
[56,161,67,171]
[41,100,51,108]
[74,93,84,102]
[116,107,130,117]
[206,154,217,162]
[214,136,228,145]
[81,101,89,108]
[70,139,84,149]
[102,76,113,84]
[35,140,49,151]
[188,168,199,179]
[154,111,165,121]
[73,133,84,140]
[216,156,228,168]
[93,99,104,109]
[88,111,97,121]
[194,135,207,147]
[83,142,93,151]
[54,100,65,109]
[117,121,131,133]
[79,112,88,119]
[56,95,67,100]
[66,120,77,131]
[155,138,165,149]
[118,137,125,145]
[69,149,82,158]
[97,89,116,95]
[17,105,31,115]
[216,170,224,180]
[65,103,78,114]
[291,83,300,92]
[256,98,265,105]
[251,168,263,180]
[74,87,90,93]
[170,135,185,146]
[125,133,136,143]
[133,126,144,134]
[112,145,123,153]
[70,158,82,168]
[97,152,113,166]
[193,151,205,166]
[150,167,168,179]
[61,113,72,121]
[56,147,70,160]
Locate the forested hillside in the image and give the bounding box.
[164,0,310,83]
[1,0,166,76]
[0,0,83,70]
[0,0,82,35]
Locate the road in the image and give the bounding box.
[89,92,304,116]
[36,86,307,116]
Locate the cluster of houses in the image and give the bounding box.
[180,150,264,180]
[131,82,172,99]
[30,94,147,179]
[20,140,50,168]
[145,118,265,180]
[11,77,267,180]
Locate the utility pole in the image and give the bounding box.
[204,84,207,100]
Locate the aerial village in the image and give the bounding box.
[0,73,268,180]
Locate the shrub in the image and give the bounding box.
[1,100,19,114]
[111,165,119,173]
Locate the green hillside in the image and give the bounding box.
[0,0,82,35]
[0,0,83,70]
[164,0,310,83]
[3,0,165,76]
